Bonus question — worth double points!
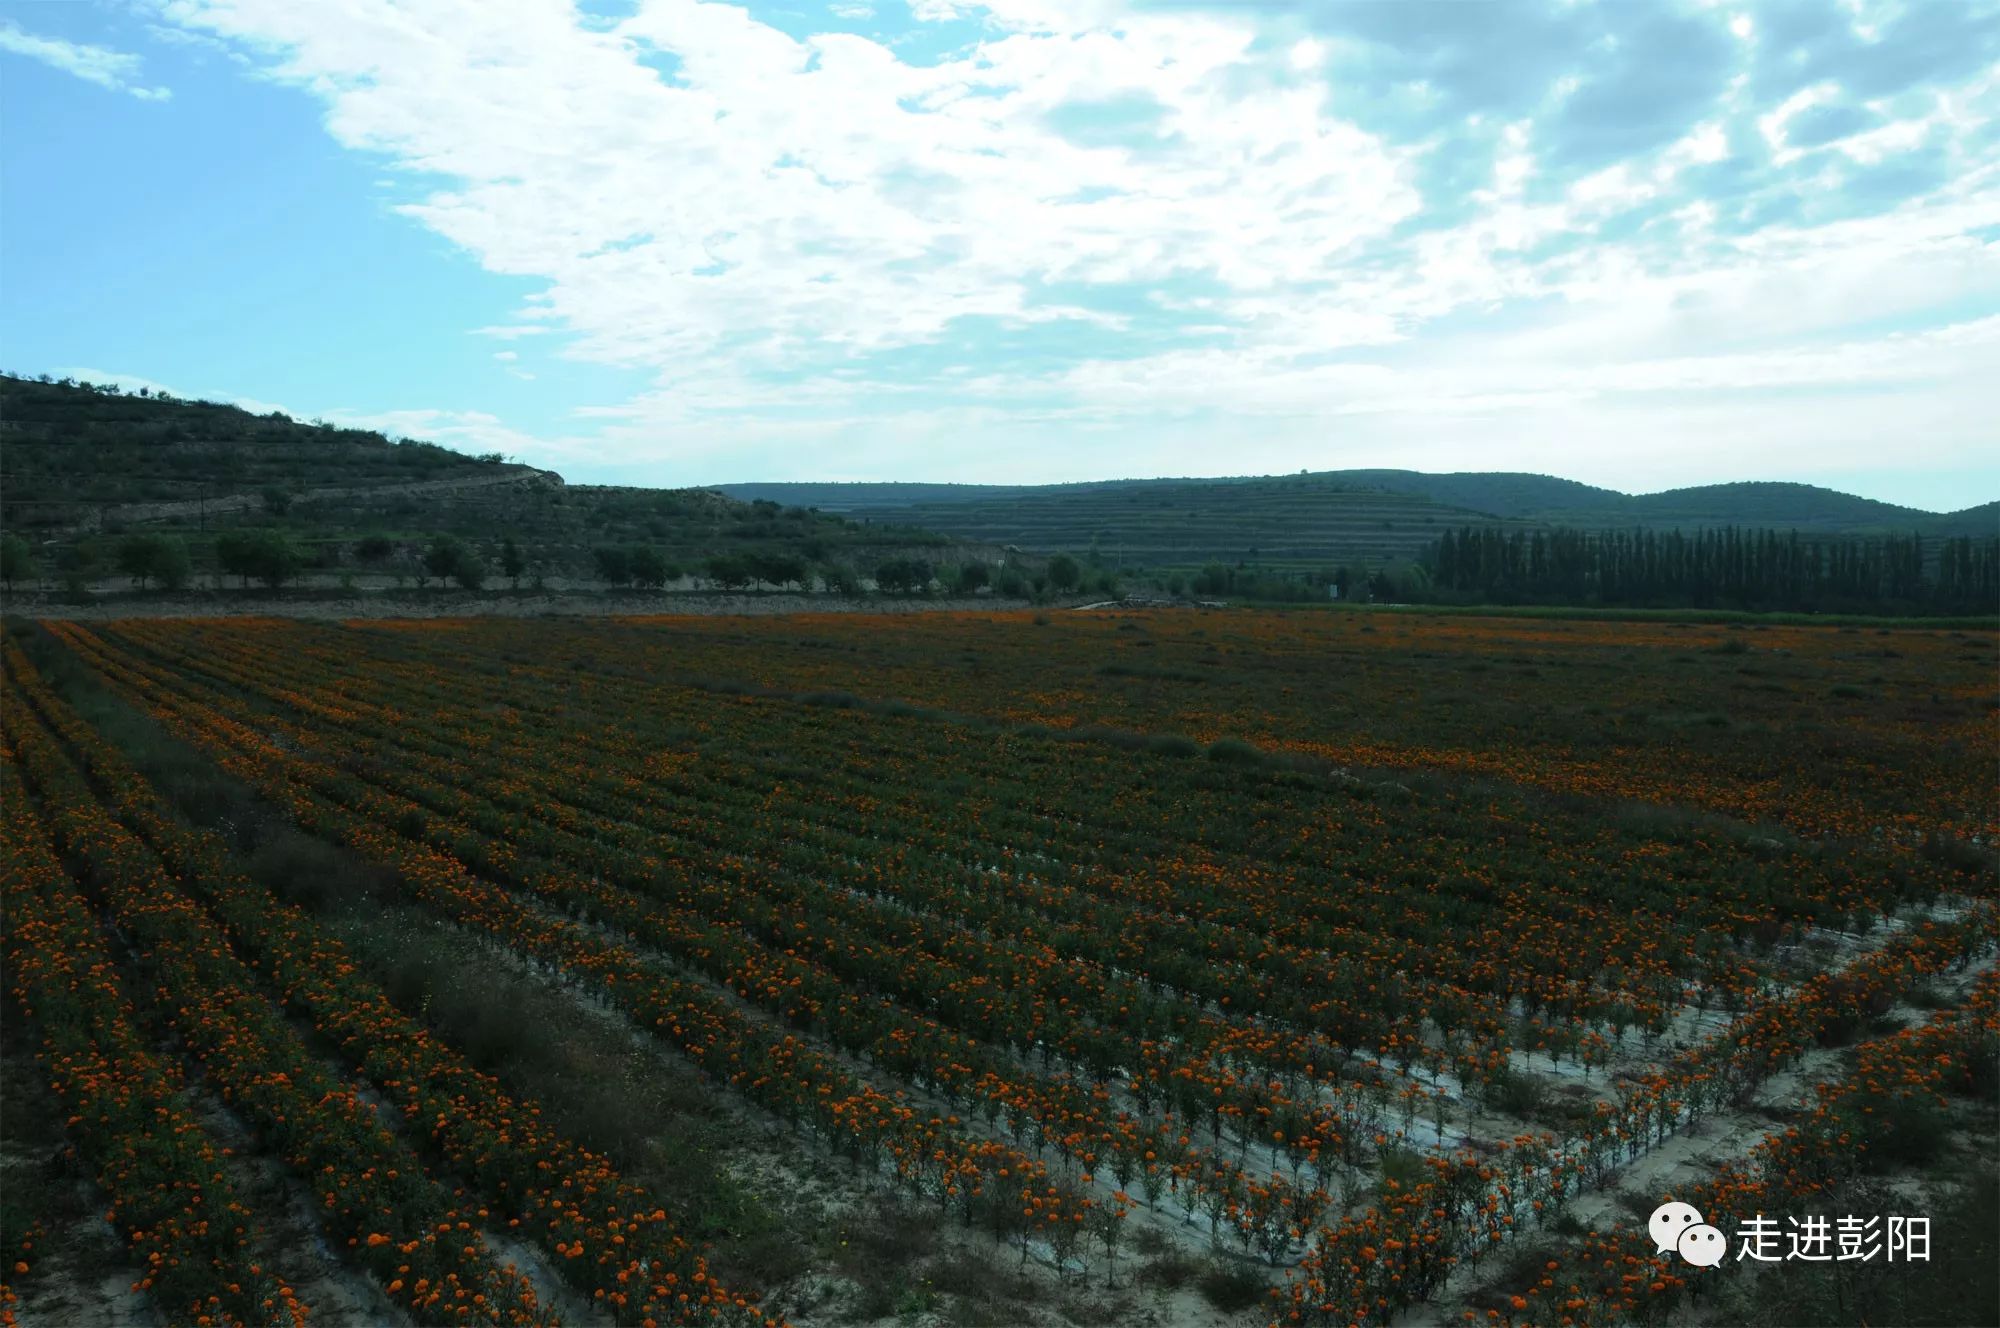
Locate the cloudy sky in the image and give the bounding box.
[3,0,1997,507]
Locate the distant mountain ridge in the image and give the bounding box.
[715,471,1996,574]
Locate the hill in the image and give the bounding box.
[755,474,1523,573]
[719,470,1997,568]
[0,375,968,593]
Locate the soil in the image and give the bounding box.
[3,591,1023,623]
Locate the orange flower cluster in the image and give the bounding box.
[6,644,773,1328]
[0,751,299,1328]
[3,682,546,1327]
[21,608,1994,1325]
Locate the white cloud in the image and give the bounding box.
[53,367,287,416]
[471,323,553,339]
[0,21,170,99]
[830,2,875,18]
[331,407,546,456]
[144,0,2000,493]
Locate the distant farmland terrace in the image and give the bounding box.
[730,476,1513,570]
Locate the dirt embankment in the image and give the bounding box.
[1,590,1030,623]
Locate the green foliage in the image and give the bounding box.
[0,533,31,589]
[1195,1260,1268,1312]
[450,549,486,590]
[216,529,300,588]
[500,538,525,586]
[1479,1065,1547,1117]
[744,552,806,589]
[593,545,632,586]
[1205,737,1264,765]
[115,534,191,590]
[1428,523,1994,615]
[875,557,933,594]
[423,535,482,589]
[706,554,750,591]
[820,563,862,596]
[1046,554,1081,593]
[628,546,669,590]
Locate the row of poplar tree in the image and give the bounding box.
[1428,526,1998,613]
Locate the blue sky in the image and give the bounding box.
[3,0,1997,510]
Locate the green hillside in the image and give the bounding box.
[0,374,961,593]
[1919,500,2000,538]
[795,474,1521,573]
[720,470,1996,567]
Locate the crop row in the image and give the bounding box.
[5,642,771,1327]
[55,622,1385,1256]
[0,749,296,1328]
[3,687,553,1326]
[40,626,1133,1261]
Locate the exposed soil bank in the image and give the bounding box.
[1,591,1033,622]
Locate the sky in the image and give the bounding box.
[3,0,1997,509]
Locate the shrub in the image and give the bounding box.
[0,533,32,589]
[1195,1260,1267,1311]
[1482,1065,1548,1117]
[1206,737,1264,765]
[1046,553,1081,593]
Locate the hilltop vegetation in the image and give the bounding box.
[723,471,1997,562]
[4,373,1988,616]
[0,374,1027,600]
[729,473,1518,576]
[0,373,515,524]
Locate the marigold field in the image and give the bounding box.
[3,608,1995,1328]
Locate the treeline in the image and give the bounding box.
[1428,525,1999,614]
[0,529,1078,601]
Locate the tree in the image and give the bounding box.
[593,545,632,587]
[423,536,466,586]
[119,534,166,589]
[628,546,669,590]
[218,530,300,589]
[151,537,192,591]
[252,532,300,588]
[1,534,33,590]
[956,563,990,594]
[875,558,932,594]
[355,534,395,564]
[452,547,486,590]
[422,535,484,589]
[500,538,525,589]
[820,562,862,596]
[216,531,259,588]
[706,554,751,591]
[746,552,806,590]
[118,534,193,591]
[260,485,293,516]
[1047,554,1081,593]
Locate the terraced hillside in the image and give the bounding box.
[0,375,963,592]
[0,374,534,534]
[731,474,1517,573]
[722,473,1998,569]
